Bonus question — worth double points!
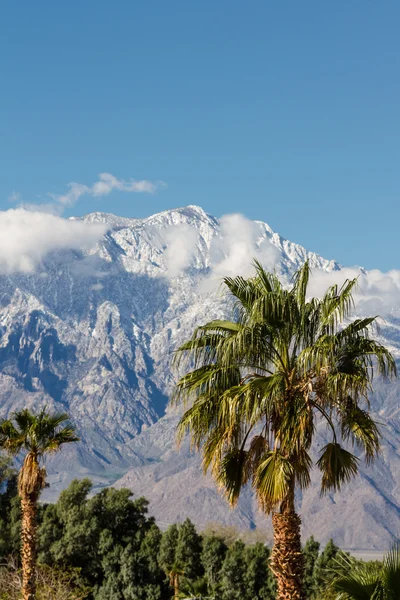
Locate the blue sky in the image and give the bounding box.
[1,1,399,270]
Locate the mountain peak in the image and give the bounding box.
[0,206,398,549]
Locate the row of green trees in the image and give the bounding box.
[0,462,343,599]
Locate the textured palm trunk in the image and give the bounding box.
[270,481,305,600]
[20,492,37,600]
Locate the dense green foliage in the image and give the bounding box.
[0,456,20,557]
[303,535,320,598]
[331,545,400,600]
[0,469,377,599]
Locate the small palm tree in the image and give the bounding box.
[331,545,400,599]
[0,408,79,600]
[166,562,185,600]
[180,576,213,599]
[173,261,396,600]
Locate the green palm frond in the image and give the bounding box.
[173,364,242,406]
[44,426,80,452]
[382,543,400,597]
[340,404,380,464]
[292,259,311,308]
[223,273,261,316]
[293,448,313,490]
[0,419,24,455]
[319,278,358,334]
[216,448,248,506]
[317,443,359,495]
[247,434,269,464]
[0,408,79,458]
[336,318,377,340]
[333,337,396,381]
[275,395,314,456]
[331,545,400,599]
[176,397,223,449]
[253,450,293,511]
[330,552,383,599]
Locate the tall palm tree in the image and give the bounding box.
[331,545,400,599]
[0,408,79,600]
[172,261,396,600]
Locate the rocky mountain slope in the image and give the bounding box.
[0,205,399,549]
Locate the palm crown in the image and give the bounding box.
[0,408,79,496]
[173,261,396,512]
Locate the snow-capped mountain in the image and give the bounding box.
[0,205,399,550]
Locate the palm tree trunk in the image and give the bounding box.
[20,492,37,600]
[270,481,305,600]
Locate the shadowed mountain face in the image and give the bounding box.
[0,205,399,549]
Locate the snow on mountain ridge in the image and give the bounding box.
[0,206,398,548]
[78,205,340,278]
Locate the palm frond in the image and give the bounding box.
[44,426,80,452]
[0,419,24,455]
[382,543,400,596]
[319,277,358,334]
[317,443,359,495]
[340,404,381,464]
[292,260,311,308]
[215,448,248,506]
[275,395,314,456]
[293,449,312,490]
[173,364,242,406]
[330,552,384,599]
[253,450,293,512]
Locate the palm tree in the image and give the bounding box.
[165,561,185,600]
[0,408,79,600]
[172,261,396,600]
[331,545,400,599]
[179,576,213,599]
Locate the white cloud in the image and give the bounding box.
[307,267,400,317]
[57,183,90,207]
[9,172,164,215]
[164,224,198,278]
[0,209,106,274]
[17,202,64,215]
[54,172,161,206]
[201,213,280,291]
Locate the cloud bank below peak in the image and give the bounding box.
[0,209,106,274]
[1,200,400,320]
[162,211,400,317]
[162,212,280,287]
[308,267,400,318]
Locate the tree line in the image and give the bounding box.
[0,460,343,599]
